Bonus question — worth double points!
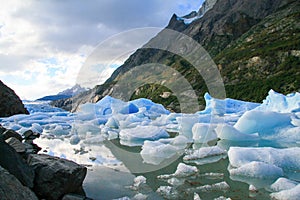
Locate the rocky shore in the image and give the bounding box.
[0,80,29,117]
[0,125,89,200]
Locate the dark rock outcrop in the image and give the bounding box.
[5,137,26,153]
[0,166,38,200]
[0,134,35,188]
[27,154,87,200]
[2,129,23,141]
[0,80,29,117]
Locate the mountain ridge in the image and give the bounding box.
[53,0,300,112]
[37,84,87,101]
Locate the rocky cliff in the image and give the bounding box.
[53,0,300,113]
[0,80,29,117]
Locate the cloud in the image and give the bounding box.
[0,0,204,100]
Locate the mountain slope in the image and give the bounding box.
[53,0,300,113]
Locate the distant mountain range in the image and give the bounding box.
[37,84,87,101]
[53,0,300,112]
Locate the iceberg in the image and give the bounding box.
[269,178,299,192]
[255,89,300,113]
[140,135,189,165]
[157,163,198,179]
[270,184,300,200]
[186,181,230,193]
[119,125,169,146]
[215,124,259,141]
[192,123,218,143]
[228,147,300,171]
[234,110,292,135]
[177,114,200,140]
[229,161,284,179]
[199,93,260,115]
[183,146,227,161]
[156,186,179,199]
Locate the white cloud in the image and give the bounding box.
[0,0,204,100]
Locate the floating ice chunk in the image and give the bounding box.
[158,163,198,179]
[214,196,231,200]
[234,110,292,135]
[200,93,260,115]
[255,90,300,113]
[270,126,300,143]
[166,177,185,186]
[184,146,227,161]
[249,184,258,192]
[133,193,148,200]
[119,125,169,146]
[194,193,201,200]
[228,147,300,171]
[69,135,80,145]
[199,173,224,180]
[270,184,300,200]
[187,181,230,193]
[140,136,188,165]
[177,114,200,140]
[132,175,147,189]
[31,123,43,133]
[113,102,139,115]
[174,163,198,177]
[270,178,299,192]
[118,114,150,129]
[173,163,198,177]
[71,122,101,137]
[131,98,170,117]
[140,141,178,165]
[229,161,284,179]
[192,123,217,143]
[113,196,131,200]
[156,186,179,199]
[215,124,259,141]
[105,117,120,129]
[291,115,300,127]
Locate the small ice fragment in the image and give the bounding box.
[133,176,147,188]
[192,123,218,143]
[249,184,258,192]
[270,177,298,192]
[229,161,284,179]
[183,146,227,161]
[69,135,80,145]
[157,163,198,179]
[194,192,201,200]
[270,184,300,200]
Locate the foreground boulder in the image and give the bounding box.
[0,135,35,188]
[0,80,29,117]
[0,166,38,200]
[27,154,87,200]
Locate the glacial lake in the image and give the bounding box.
[79,138,299,200]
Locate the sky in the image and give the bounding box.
[0,0,204,100]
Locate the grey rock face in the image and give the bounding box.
[0,135,35,188]
[0,166,38,200]
[27,154,87,200]
[5,137,26,153]
[0,80,29,117]
[2,129,23,141]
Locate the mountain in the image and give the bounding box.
[37,84,87,101]
[0,80,29,117]
[53,0,300,113]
